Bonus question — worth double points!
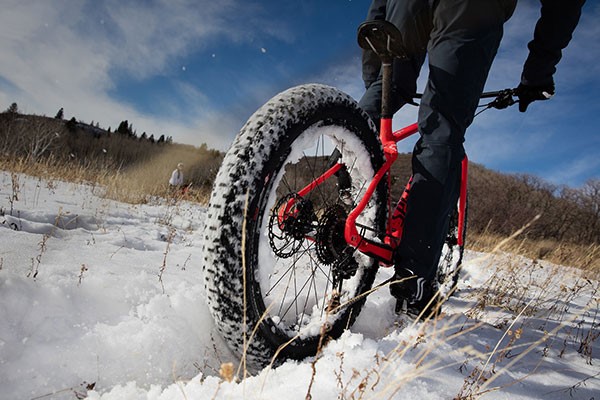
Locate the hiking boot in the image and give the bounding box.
[390,267,441,320]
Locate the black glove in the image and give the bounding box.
[515,82,555,112]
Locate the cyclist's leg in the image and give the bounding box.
[394,0,516,305]
[358,0,430,127]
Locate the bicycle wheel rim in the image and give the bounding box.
[249,123,381,341]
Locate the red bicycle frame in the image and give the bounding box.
[280,116,469,267]
[344,117,468,265]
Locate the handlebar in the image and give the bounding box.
[482,88,517,109]
[413,88,518,110]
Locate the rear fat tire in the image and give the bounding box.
[203,84,387,367]
[436,199,467,298]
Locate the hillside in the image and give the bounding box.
[0,110,224,202]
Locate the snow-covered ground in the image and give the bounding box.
[1,171,598,400]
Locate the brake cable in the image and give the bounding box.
[411,88,517,117]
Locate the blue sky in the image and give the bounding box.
[1,0,598,187]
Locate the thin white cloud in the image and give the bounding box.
[0,0,287,150]
[309,58,363,102]
[97,0,238,78]
[0,1,111,112]
[545,153,600,187]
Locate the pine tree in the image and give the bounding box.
[117,120,130,135]
[6,102,18,114]
[55,108,64,119]
[66,117,77,132]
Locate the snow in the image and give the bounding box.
[1,170,598,400]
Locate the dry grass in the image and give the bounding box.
[319,249,598,399]
[0,150,213,205]
[100,145,216,204]
[469,232,600,277]
[0,156,109,185]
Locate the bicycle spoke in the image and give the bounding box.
[276,264,295,317]
[280,256,320,323]
[264,244,314,297]
[318,262,333,318]
[301,150,330,206]
[299,256,316,327]
[265,235,339,328]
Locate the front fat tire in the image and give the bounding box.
[203,84,385,368]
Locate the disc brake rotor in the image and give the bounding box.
[267,193,316,258]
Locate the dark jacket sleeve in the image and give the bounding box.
[521,0,586,86]
[362,0,387,88]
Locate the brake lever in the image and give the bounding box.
[488,89,516,109]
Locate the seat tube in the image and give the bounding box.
[379,61,396,149]
[381,61,393,119]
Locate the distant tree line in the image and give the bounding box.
[468,166,600,245]
[0,102,223,191]
[1,104,166,164]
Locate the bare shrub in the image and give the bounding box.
[469,164,598,248]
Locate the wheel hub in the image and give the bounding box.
[268,193,316,258]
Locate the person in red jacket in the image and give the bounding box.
[358,0,586,318]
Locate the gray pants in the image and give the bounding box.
[358,0,516,281]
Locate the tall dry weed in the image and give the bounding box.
[1,148,215,205]
[469,233,599,277]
